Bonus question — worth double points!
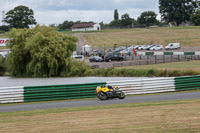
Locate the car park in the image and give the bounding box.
[104,54,124,62]
[89,56,104,62]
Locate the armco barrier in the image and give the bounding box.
[0,86,24,103]
[175,75,200,91]
[0,75,200,103]
[24,82,106,102]
[107,77,176,95]
[107,75,200,95]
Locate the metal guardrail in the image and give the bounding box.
[0,75,200,103]
[175,75,200,91]
[89,55,200,69]
[0,86,24,103]
[107,75,200,95]
[23,82,106,102]
[107,77,176,95]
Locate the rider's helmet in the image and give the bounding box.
[107,85,113,89]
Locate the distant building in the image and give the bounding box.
[71,23,101,31]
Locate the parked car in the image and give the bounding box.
[134,45,142,50]
[89,56,104,62]
[114,47,126,53]
[104,54,124,62]
[73,55,84,61]
[165,43,180,50]
[146,44,157,50]
[138,45,151,50]
[149,45,163,50]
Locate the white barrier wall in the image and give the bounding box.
[195,52,200,55]
[107,77,176,95]
[0,86,24,103]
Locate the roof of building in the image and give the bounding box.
[71,23,96,28]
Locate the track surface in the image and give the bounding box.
[0,92,200,112]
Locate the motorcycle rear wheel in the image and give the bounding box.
[117,91,125,99]
[97,91,108,100]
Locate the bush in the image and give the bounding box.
[147,69,155,77]
[67,60,91,77]
[91,67,200,77]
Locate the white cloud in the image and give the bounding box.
[0,0,160,25]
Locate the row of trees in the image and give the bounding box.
[1,0,200,30]
[109,10,159,28]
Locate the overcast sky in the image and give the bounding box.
[0,0,159,25]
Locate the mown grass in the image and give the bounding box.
[0,99,200,133]
[1,99,198,117]
[88,60,200,77]
[83,26,200,49]
[123,60,200,71]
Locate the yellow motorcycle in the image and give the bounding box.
[96,85,125,100]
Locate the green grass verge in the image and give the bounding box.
[1,99,199,117]
[123,60,200,71]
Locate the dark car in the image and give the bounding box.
[104,54,124,62]
[89,56,104,62]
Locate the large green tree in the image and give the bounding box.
[6,25,78,77]
[191,10,200,25]
[114,9,119,20]
[137,11,158,28]
[121,13,135,28]
[3,5,37,28]
[159,0,200,26]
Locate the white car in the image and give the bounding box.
[165,43,180,50]
[134,45,143,50]
[73,55,84,61]
[149,45,163,50]
[139,45,151,50]
[138,45,145,50]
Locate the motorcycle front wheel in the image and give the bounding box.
[97,91,108,100]
[117,91,125,99]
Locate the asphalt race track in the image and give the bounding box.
[0,92,200,112]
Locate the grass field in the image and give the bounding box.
[123,60,200,71]
[0,99,200,133]
[83,26,200,49]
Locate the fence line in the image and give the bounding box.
[89,55,200,69]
